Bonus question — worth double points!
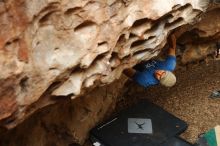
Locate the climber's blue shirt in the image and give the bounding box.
[133,55,176,88]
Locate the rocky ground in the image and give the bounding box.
[85,59,220,146]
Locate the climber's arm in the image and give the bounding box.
[168,34,176,57]
[163,34,177,71]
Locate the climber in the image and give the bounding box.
[123,34,177,88]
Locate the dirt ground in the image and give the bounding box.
[85,59,220,146]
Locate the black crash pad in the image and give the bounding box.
[90,100,188,146]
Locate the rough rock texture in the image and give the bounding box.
[0,76,127,145]
[173,4,220,64]
[0,0,209,130]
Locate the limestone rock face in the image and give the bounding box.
[173,4,220,64]
[0,77,127,145]
[0,0,209,129]
[176,5,220,43]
